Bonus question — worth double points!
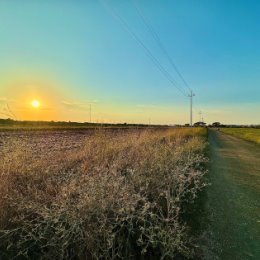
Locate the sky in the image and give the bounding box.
[0,0,260,124]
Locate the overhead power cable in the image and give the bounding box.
[101,0,188,96]
[0,112,12,118]
[6,103,17,120]
[132,0,192,93]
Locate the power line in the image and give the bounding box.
[101,0,196,125]
[0,112,12,118]
[100,0,187,96]
[132,0,192,92]
[1,103,17,120]
[6,103,17,120]
[132,1,196,126]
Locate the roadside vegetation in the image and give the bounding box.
[220,128,260,144]
[0,127,207,260]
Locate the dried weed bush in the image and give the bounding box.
[0,128,207,260]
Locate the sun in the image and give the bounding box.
[31,100,40,108]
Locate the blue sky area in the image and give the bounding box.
[0,0,259,124]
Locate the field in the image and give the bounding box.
[220,128,260,144]
[0,127,207,260]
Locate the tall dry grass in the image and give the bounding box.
[0,128,207,259]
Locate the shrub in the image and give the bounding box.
[0,128,207,259]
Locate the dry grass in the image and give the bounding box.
[0,128,207,260]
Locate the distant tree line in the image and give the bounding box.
[1,118,259,129]
[0,118,170,128]
[207,122,260,128]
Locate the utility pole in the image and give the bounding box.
[199,111,202,121]
[188,90,195,126]
[89,104,92,123]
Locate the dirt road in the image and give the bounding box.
[202,130,260,259]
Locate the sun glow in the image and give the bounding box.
[31,100,40,108]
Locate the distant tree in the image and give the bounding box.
[194,121,206,127]
[212,122,221,127]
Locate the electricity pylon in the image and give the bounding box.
[188,91,195,126]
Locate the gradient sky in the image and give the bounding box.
[0,0,260,124]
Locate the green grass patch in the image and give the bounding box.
[220,128,260,144]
